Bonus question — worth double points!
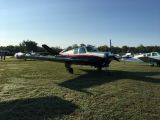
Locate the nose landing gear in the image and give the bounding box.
[65,62,73,74]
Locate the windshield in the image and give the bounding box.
[86,46,98,52]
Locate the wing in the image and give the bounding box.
[139,56,160,63]
[25,55,89,64]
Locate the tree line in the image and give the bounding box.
[0,40,62,55]
[0,40,160,55]
[98,44,160,54]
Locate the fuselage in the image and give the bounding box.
[143,52,160,60]
[136,52,160,61]
[14,45,119,73]
[136,52,160,66]
[58,46,114,67]
[15,45,119,69]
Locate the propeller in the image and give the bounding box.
[103,53,120,67]
[112,56,120,62]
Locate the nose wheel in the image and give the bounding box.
[97,66,102,71]
[68,68,73,74]
[65,62,74,74]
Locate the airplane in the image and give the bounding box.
[15,44,120,73]
[121,53,144,62]
[121,52,133,59]
[137,52,160,67]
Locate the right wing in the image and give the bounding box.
[25,55,89,64]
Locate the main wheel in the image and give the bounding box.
[68,68,73,74]
[97,67,102,71]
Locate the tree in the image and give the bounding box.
[122,45,129,53]
[80,44,86,47]
[112,46,121,54]
[98,45,109,52]
[5,45,15,55]
[72,44,79,48]
[20,40,38,52]
[137,44,145,53]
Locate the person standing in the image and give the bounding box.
[3,51,6,60]
[0,51,2,61]
[0,51,6,61]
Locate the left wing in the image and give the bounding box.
[25,55,89,64]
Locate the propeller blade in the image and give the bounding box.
[112,56,120,62]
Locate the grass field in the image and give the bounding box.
[0,58,160,120]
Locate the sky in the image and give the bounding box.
[0,0,160,48]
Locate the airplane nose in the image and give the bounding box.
[104,53,109,58]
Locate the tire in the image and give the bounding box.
[68,68,73,74]
[97,67,102,71]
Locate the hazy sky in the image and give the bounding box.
[0,0,160,48]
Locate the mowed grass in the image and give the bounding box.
[0,58,160,120]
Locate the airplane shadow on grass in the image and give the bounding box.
[59,69,160,94]
[0,96,78,120]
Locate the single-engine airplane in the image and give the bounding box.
[16,44,119,73]
[138,52,160,67]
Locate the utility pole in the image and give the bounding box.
[110,39,112,52]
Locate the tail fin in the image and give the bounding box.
[42,44,59,55]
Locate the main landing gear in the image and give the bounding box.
[150,62,160,67]
[65,63,73,74]
[95,64,110,75]
[97,66,102,71]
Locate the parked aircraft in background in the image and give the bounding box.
[138,52,160,66]
[121,53,143,62]
[121,52,160,67]
[121,53,133,59]
[14,52,25,59]
[15,44,119,73]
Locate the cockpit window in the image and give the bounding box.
[152,52,158,56]
[74,48,78,54]
[86,46,98,52]
[79,47,86,54]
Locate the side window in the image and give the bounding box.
[147,53,151,56]
[74,48,78,54]
[152,53,158,56]
[79,47,86,54]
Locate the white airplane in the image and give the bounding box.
[121,53,133,59]
[138,52,160,66]
[121,53,143,62]
[14,52,25,59]
[15,44,120,73]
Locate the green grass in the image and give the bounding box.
[0,58,160,120]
